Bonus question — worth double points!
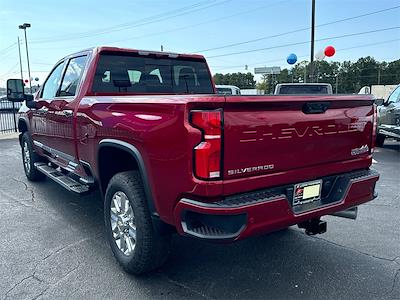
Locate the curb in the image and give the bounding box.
[0,132,19,141]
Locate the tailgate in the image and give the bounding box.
[223,95,374,180]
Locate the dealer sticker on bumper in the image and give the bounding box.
[293,180,322,206]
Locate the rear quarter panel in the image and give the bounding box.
[76,95,224,224]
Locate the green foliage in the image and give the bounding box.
[225,58,400,94]
[213,72,256,89]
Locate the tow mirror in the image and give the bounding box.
[374,98,384,106]
[6,78,34,105]
[7,79,25,102]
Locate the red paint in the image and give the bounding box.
[174,175,379,238]
[21,46,378,237]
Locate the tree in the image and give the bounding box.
[213,72,256,89]
[256,74,269,93]
[214,57,399,95]
[290,60,309,83]
[383,60,400,84]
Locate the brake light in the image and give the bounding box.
[371,104,378,153]
[190,110,222,179]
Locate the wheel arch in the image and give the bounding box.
[97,139,157,216]
[18,118,29,146]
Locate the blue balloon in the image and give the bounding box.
[287,53,297,65]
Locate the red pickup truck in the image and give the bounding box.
[6,46,379,274]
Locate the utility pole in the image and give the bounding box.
[18,23,32,93]
[309,0,316,83]
[377,68,381,85]
[17,37,23,80]
[335,74,339,94]
[161,45,164,52]
[13,36,24,132]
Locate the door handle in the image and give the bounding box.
[63,110,73,117]
[302,102,330,114]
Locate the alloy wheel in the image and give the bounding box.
[23,141,31,174]
[110,191,137,256]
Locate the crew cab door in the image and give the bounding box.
[31,61,66,153]
[31,55,88,170]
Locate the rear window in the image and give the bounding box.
[278,85,329,94]
[92,53,214,94]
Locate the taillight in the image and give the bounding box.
[190,110,222,180]
[371,104,378,153]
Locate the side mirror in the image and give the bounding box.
[7,79,25,102]
[374,98,384,106]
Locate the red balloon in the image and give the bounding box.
[324,46,335,57]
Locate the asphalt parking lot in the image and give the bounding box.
[0,137,399,300]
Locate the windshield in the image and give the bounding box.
[92,53,214,94]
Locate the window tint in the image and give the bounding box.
[279,85,328,94]
[59,56,88,97]
[388,86,400,103]
[41,62,65,99]
[92,53,214,94]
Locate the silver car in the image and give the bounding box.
[376,84,400,146]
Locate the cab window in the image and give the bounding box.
[41,62,65,99]
[92,53,213,94]
[59,56,88,97]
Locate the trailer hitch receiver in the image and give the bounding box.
[298,218,327,235]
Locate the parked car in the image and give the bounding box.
[7,46,379,274]
[274,83,333,94]
[376,84,400,146]
[216,84,241,95]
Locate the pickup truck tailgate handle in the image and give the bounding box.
[302,102,330,114]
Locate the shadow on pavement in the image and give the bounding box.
[39,178,396,300]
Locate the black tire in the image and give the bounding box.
[104,171,171,274]
[376,133,385,147]
[21,132,46,181]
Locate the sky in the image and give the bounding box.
[0,0,399,86]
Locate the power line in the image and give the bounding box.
[207,26,400,59]
[0,69,50,79]
[209,38,400,71]
[27,0,288,51]
[0,42,17,56]
[30,0,231,44]
[0,63,20,78]
[197,5,400,53]
[29,1,210,42]
[104,0,289,45]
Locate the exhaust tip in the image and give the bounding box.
[331,206,358,220]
